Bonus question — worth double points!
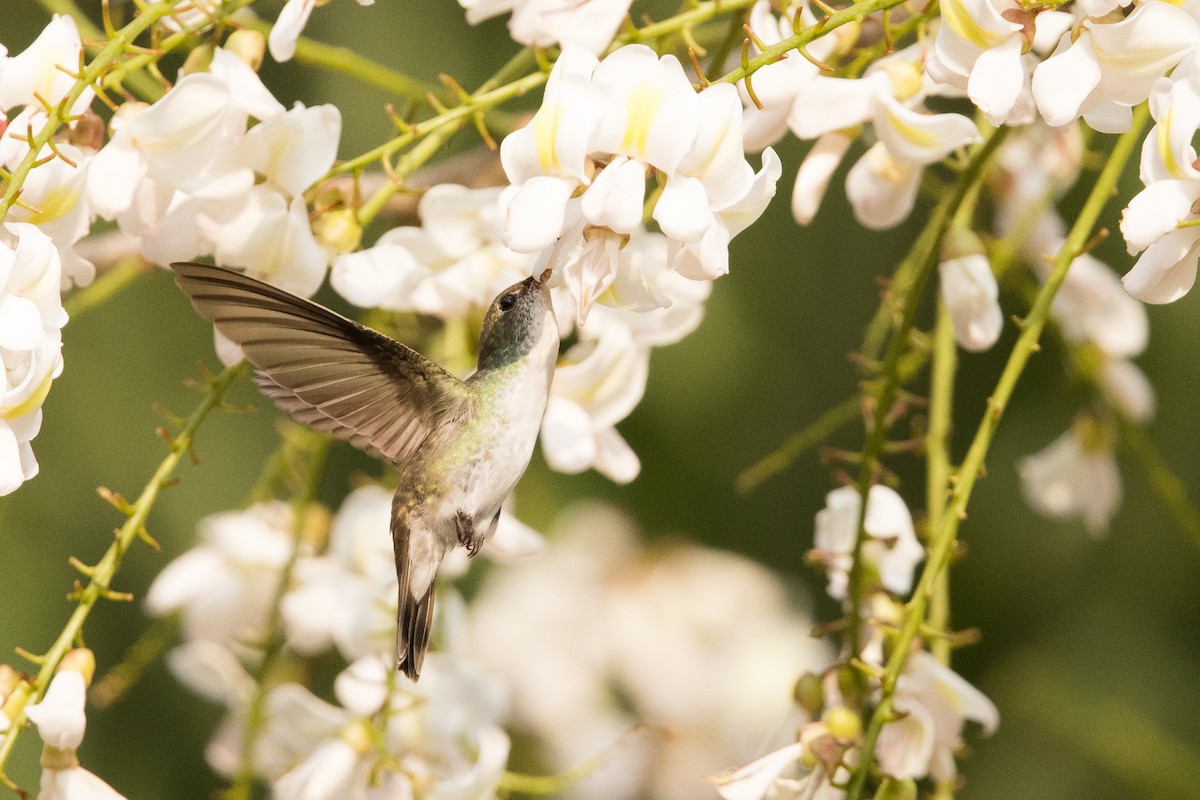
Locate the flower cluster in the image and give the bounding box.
[88,39,340,300]
[145,489,538,797]
[0,223,66,495]
[501,44,779,310]
[709,651,997,799]
[0,16,94,285]
[21,649,131,800]
[465,503,831,799]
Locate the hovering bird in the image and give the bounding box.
[171,262,559,680]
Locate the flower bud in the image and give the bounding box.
[225,30,266,71]
[822,705,862,742]
[792,671,825,716]
[874,777,918,800]
[938,229,1002,352]
[314,209,363,255]
[68,109,106,151]
[0,664,18,699]
[181,43,214,76]
[59,648,96,686]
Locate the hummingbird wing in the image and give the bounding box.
[171,262,463,465]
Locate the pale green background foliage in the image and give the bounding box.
[1,1,1199,798]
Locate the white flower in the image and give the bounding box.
[708,743,805,800]
[459,0,633,53]
[25,671,86,750]
[813,485,924,601]
[780,46,980,228]
[875,651,998,782]
[273,734,371,800]
[269,0,375,62]
[467,503,831,800]
[86,49,338,303]
[1,222,66,496]
[540,320,648,483]
[37,767,128,800]
[145,502,297,652]
[1099,358,1156,423]
[1019,418,1121,536]
[1119,62,1200,302]
[1049,252,1148,357]
[1033,1,1200,133]
[501,44,776,315]
[925,1,1072,125]
[333,186,535,319]
[937,232,1002,352]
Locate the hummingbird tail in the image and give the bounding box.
[392,514,445,681]
[398,583,435,681]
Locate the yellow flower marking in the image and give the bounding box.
[534,106,561,173]
[941,0,1006,50]
[1157,107,1183,178]
[24,186,80,225]
[1,370,54,421]
[621,85,664,158]
[885,108,939,152]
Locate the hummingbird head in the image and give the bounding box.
[476,269,557,371]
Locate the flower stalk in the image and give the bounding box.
[844,104,1151,800]
[0,363,247,782]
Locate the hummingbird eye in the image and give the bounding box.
[499,293,518,312]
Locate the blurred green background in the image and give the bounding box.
[2,1,1200,798]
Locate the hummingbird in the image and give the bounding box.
[170,262,559,680]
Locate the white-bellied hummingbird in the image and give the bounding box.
[171,262,559,680]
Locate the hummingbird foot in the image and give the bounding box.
[455,510,485,557]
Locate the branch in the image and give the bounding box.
[0,363,247,781]
[843,105,1151,800]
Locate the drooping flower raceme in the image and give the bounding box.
[1120,56,1200,303]
[467,503,831,800]
[0,15,97,287]
[1032,0,1199,133]
[0,222,66,496]
[772,42,981,228]
[500,43,779,320]
[87,45,340,299]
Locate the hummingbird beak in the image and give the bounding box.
[538,267,553,285]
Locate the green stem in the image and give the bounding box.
[715,0,912,86]
[844,105,1150,800]
[1118,416,1200,550]
[0,1,175,223]
[0,363,247,781]
[357,121,466,226]
[34,0,163,100]
[330,69,547,181]
[925,302,956,668]
[237,16,446,105]
[736,398,861,494]
[226,427,329,800]
[844,124,1011,657]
